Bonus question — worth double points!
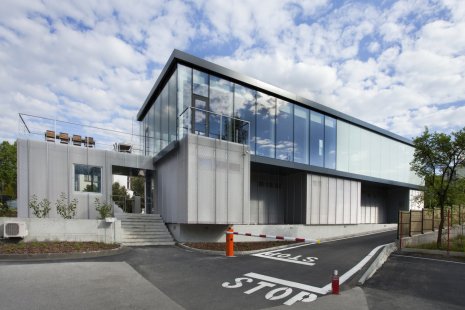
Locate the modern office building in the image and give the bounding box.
[137,50,422,241]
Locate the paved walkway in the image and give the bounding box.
[0,262,183,310]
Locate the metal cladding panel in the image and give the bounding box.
[335,178,344,224]
[185,134,249,224]
[48,143,70,218]
[28,140,48,210]
[17,139,29,218]
[215,143,228,223]
[327,178,337,224]
[319,176,329,224]
[306,173,361,225]
[310,175,320,225]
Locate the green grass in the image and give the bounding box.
[408,235,465,252]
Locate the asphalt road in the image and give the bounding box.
[363,253,465,310]
[0,231,396,310]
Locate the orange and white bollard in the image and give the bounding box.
[331,270,339,295]
[226,227,234,257]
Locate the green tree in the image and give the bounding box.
[0,141,17,199]
[112,182,130,212]
[411,127,465,247]
[130,176,145,197]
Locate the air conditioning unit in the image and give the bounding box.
[3,221,28,238]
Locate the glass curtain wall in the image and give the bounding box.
[234,84,256,152]
[256,92,276,158]
[209,76,233,140]
[142,63,340,171]
[276,99,293,161]
[294,105,309,164]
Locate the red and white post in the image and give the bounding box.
[331,270,340,295]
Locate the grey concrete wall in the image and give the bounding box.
[168,223,397,243]
[17,139,153,219]
[157,134,250,224]
[306,174,361,225]
[0,217,121,243]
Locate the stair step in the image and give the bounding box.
[123,242,175,246]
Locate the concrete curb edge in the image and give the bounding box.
[358,242,397,285]
[400,247,465,257]
[0,244,129,261]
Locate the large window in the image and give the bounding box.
[209,76,233,140]
[168,71,177,143]
[294,105,309,164]
[310,111,324,167]
[193,69,208,97]
[160,86,169,149]
[74,164,101,193]
[276,99,293,161]
[234,84,255,151]
[256,92,276,158]
[325,116,336,169]
[177,65,192,137]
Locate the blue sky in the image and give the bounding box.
[1,0,464,144]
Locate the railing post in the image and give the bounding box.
[399,211,403,250]
[409,210,412,237]
[421,209,424,234]
[226,227,234,257]
[432,208,435,231]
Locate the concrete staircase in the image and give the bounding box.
[118,214,175,246]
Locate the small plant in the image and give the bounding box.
[94,198,113,220]
[28,195,51,218]
[56,192,78,219]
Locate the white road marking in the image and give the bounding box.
[321,244,386,293]
[245,272,327,295]
[392,254,465,265]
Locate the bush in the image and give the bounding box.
[28,195,51,218]
[56,193,78,219]
[94,198,113,219]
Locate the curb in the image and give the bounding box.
[0,244,129,261]
[177,242,302,256]
[399,247,465,257]
[358,242,397,285]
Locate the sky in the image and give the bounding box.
[1,0,465,144]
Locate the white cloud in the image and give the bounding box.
[0,0,464,144]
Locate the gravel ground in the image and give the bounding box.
[0,241,119,254]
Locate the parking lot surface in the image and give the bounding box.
[0,231,395,309]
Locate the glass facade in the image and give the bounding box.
[276,99,293,161]
[256,92,276,158]
[294,105,309,164]
[140,62,419,185]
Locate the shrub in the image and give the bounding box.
[94,198,113,219]
[56,193,78,219]
[28,195,51,218]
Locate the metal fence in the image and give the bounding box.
[398,206,465,238]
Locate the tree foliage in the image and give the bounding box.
[0,141,17,199]
[411,127,465,247]
[112,182,130,212]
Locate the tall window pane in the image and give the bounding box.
[276,99,293,161]
[294,105,309,164]
[325,117,337,169]
[160,86,169,149]
[310,111,324,167]
[209,76,233,140]
[256,92,276,158]
[177,64,192,137]
[234,84,255,151]
[168,71,177,143]
[154,97,161,154]
[193,69,208,97]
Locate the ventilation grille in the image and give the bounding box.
[5,223,20,236]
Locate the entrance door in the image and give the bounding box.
[192,95,209,136]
